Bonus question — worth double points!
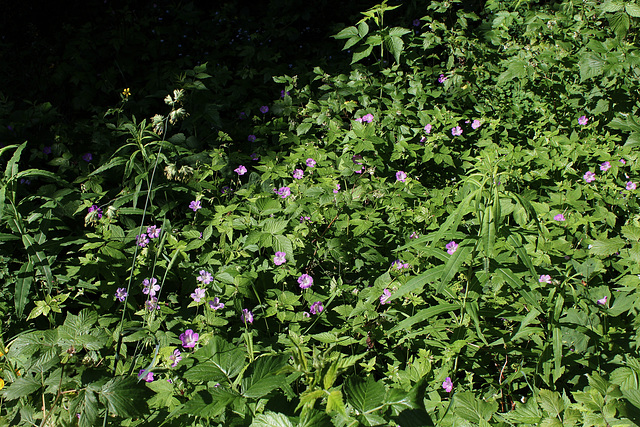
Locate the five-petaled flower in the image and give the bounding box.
[451,126,463,136]
[180,329,199,348]
[424,124,432,134]
[306,158,316,168]
[191,287,206,303]
[396,171,407,182]
[247,134,256,142]
[539,274,552,284]
[88,205,102,219]
[274,251,287,266]
[446,241,458,255]
[145,297,159,310]
[578,115,588,125]
[234,165,247,175]
[597,296,607,305]
[355,113,374,123]
[442,377,453,393]
[143,278,160,297]
[471,120,481,129]
[600,161,611,172]
[298,274,313,289]
[309,301,324,315]
[122,88,131,97]
[438,74,448,83]
[260,105,269,114]
[147,225,161,239]
[208,297,225,310]
[197,270,213,284]
[83,153,93,162]
[293,169,304,179]
[274,187,291,198]
[169,349,182,367]
[136,233,149,247]
[627,181,636,190]
[380,289,392,305]
[583,171,596,183]
[554,214,565,222]
[115,288,128,302]
[138,369,154,382]
[241,308,254,324]
[189,200,202,212]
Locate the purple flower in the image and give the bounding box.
[83,153,93,162]
[234,165,247,175]
[451,126,463,136]
[583,171,596,183]
[197,270,213,285]
[306,158,316,168]
[392,260,410,270]
[273,251,287,266]
[303,311,310,318]
[293,169,304,179]
[147,225,161,239]
[136,233,150,248]
[578,116,588,125]
[43,146,52,155]
[424,124,432,134]
[554,214,565,222]
[221,186,233,194]
[356,113,374,123]
[380,289,392,305]
[208,297,225,310]
[620,158,627,165]
[248,134,257,142]
[239,112,247,120]
[298,274,313,289]
[438,74,448,83]
[300,215,311,223]
[597,296,607,305]
[145,297,159,311]
[189,200,202,212]
[442,377,453,393]
[250,153,259,161]
[138,369,154,382]
[413,19,420,26]
[396,171,407,182]
[275,186,291,198]
[191,287,206,303]
[600,161,611,172]
[169,349,182,367]
[115,288,128,302]
[88,205,103,219]
[446,241,458,255]
[241,308,254,324]
[333,183,341,194]
[627,181,636,190]
[539,274,552,284]
[410,232,419,239]
[471,120,481,129]
[180,329,199,348]
[309,301,324,315]
[280,90,289,98]
[260,105,269,114]
[143,278,160,297]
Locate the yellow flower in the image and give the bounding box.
[122,88,131,97]
[0,378,4,390]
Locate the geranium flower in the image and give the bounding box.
[191,287,206,303]
[146,225,161,239]
[539,274,552,284]
[442,377,453,392]
[297,274,313,289]
[241,309,254,324]
[208,297,225,310]
[396,171,407,182]
[471,120,481,129]
[309,301,324,315]
[115,288,128,302]
[293,169,304,179]
[142,278,160,297]
[189,200,202,212]
[138,369,154,382]
[380,289,392,305]
[234,165,247,175]
[248,134,256,142]
[597,296,607,305]
[260,105,269,114]
[179,329,199,348]
[446,241,458,255]
[554,214,565,221]
[627,181,636,190]
[136,234,149,247]
[451,126,463,136]
[197,270,213,284]
[600,161,611,172]
[583,171,596,183]
[169,349,182,367]
[273,251,287,265]
[306,158,316,168]
[578,116,588,125]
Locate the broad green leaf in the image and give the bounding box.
[609,11,630,38]
[15,260,34,318]
[351,44,373,64]
[626,2,640,17]
[387,303,460,334]
[242,355,288,399]
[589,237,625,257]
[2,375,40,400]
[344,375,385,414]
[100,376,148,418]
[185,336,246,383]
[454,391,498,423]
[387,265,444,302]
[78,389,99,427]
[250,412,294,427]
[538,389,564,418]
[326,389,346,415]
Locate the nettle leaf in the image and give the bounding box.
[250,411,295,427]
[100,376,148,418]
[589,237,625,257]
[344,375,386,415]
[2,375,40,400]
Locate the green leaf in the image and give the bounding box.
[589,237,625,257]
[78,389,99,427]
[387,303,460,335]
[609,11,630,38]
[626,2,640,17]
[4,141,26,180]
[333,26,359,40]
[344,375,386,414]
[436,243,471,296]
[454,391,498,423]
[387,265,444,302]
[385,35,404,64]
[15,261,34,318]
[538,389,564,418]
[100,376,148,418]
[22,233,54,293]
[242,355,288,399]
[351,44,374,64]
[185,336,246,383]
[250,411,295,427]
[2,375,40,400]
[579,53,606,81]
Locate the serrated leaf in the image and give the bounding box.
[100,376,148,418]
[352,44,374,64]
[538,389,564,418]
[250,411,295,427]
[579,53,606,81]
[589,237,625,256]
[626,2,640,17]
[609,11,630,38]
[2,376,40,400]
[242,355,288,399]
[344,376,386,414]
[454,391,498,423]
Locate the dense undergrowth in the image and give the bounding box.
[2,0,640,425]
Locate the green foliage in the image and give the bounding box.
[2,0,640,425]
